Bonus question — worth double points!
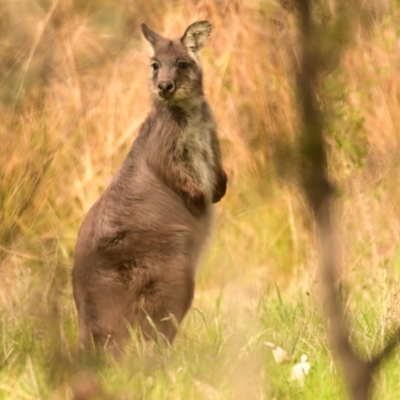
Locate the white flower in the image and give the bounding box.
[290,354,310,386]
[264,342,292,364]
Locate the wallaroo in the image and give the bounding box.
[72,21,227,352]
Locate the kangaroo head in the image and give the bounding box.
[141,21,212,103]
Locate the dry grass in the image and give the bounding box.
[1,0,400,398]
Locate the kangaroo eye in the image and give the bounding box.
[151,63,159,71]
[178,62,189,69]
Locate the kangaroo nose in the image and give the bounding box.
[157,81,175,94]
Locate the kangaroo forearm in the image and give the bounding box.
[209,128,227,203]
[165,161,206,207]
[212,167,227,203]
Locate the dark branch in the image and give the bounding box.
[371,327,400,369]
[291,1,399,399]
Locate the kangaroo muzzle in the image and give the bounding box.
[157,80,176,99]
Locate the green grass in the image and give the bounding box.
[2,0,400,398]
[2,273,399,399]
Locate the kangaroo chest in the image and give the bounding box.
[177,116,216,200]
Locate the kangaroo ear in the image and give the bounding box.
[141,23,162,47]
[181,21,212,52]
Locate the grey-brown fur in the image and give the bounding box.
[72,21,227,352]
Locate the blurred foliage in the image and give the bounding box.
[1,0,400,397]
[0,0,141,108]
